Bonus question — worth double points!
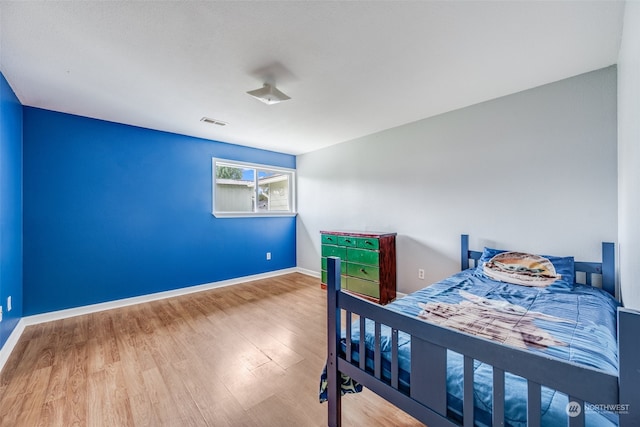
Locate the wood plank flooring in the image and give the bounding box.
[0,273,423,426]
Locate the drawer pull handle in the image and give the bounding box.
[345,239,352,243]
[365,241,373,245]
[360,268,367,274]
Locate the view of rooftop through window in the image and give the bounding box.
[213,159,296,217]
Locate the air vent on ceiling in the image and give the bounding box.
[200,117,227,126]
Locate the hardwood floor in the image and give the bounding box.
[0,273,422,426]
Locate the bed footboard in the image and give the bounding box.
[326,256,640,426]
[618,307,640,426]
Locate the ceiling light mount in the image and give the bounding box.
[246,83,291,105]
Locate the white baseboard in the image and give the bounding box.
[296,267,320,278]
[23,267,303,325]
[296,267,406,298]
[0,319,26,375]
[0,267,306,374]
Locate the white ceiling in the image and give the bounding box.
[0,1,625,155]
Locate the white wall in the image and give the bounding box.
[297,67,617,295]
[618,2,640,310]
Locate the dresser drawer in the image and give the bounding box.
[346,262,380,282]
[321,234,340,245]
[337,236,358,247]
[322,244,346,259]
[321,270,347,286]
[356,237,379,250]
[321,257,346,273]
[346,277,380,299]
[347,247,379,265]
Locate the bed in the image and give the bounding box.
[322,235,640,426]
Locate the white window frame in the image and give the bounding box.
[212,158,297,218]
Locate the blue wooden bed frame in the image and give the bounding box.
[326,235,640,426]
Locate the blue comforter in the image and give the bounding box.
[341,269,620,426]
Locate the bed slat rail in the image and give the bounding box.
[374,322,382,379]
[574,261,602,287]
[411,337,447,414]
[358,316,366,370]
[493,367,505,427]
[463,356,474,427]
[345,311,352,363]
[391,329,399,389]
[574,240,614,296]
[527,381,542,427]
[327,256,622,427]
[569,397,585,427]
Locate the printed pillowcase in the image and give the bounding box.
[474,247,575,288]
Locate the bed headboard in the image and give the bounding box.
[460,234,616,298]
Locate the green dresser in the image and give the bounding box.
[321,231,396,305]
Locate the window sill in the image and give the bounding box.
[212,212,298,218]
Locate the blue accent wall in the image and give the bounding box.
[23,107,296,315]
[0,72,24,347]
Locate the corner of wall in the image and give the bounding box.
[0,71,25,354]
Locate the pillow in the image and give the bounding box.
[474,247,575,287]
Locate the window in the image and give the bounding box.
[212,158,296,217]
